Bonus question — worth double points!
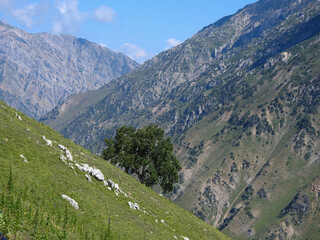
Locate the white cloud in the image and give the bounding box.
[0,0,49,28]
[94,5,116,23]
[165,38,182,50]
[12,3,38,28]
[52,21,62,34]
[52,0,87,34]
[0,0,10,8]
[120,43,148,63]
[0,1,117,35]
[98,42,108,48]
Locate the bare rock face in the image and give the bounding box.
[0,21,139,119]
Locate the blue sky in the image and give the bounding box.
[0,0,257,63]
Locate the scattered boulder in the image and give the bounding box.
[75,163,104,181]
[107,179,115,189]
[128,201,140,210]
[65,149,73,161]
[60,155,67,164]
[42,135,52,146]
[180,237,190,240]
[20,154,28,162]
[61,195,79,210]
[106,179,127,197]
[15,112,22,120]
[58,144,73,161]
[58,144,67,151]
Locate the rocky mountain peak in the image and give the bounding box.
[0,21,139,119]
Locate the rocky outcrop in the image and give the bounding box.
[76,163,104,181]
[0,21,139,119]
[61,195,79,210]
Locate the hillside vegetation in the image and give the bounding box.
[0,101,228,240]
[42,0,320,238]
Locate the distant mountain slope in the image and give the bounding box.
[0,21,139,119]
[44,0,318,152]
[0,100,229,240]
[43,0,320,238]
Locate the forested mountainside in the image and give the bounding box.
[0,100,229,240]
[43,0,320,238]
[0,21,139,119]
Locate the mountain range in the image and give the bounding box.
[0,20,139,119]
[42,0,320,239]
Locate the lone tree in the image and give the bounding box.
[103,124,181,192]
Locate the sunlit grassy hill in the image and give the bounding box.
[0,101,229,240]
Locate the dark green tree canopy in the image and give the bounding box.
[103,124,181,192]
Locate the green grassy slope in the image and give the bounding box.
[0,101,229,240]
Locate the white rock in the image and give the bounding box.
[174,236,178,239]
[76,163,104,181]
[46,139,52,146]
[61,195,79,210]
[155,219,158,223]
[60,155,67,164]
[107,179,115,189]
[180,237,190,240]
[15,112,22,120]
[65,149,73,161]
[76,163,90,172]
[58,144,67,151]
[42,135,52,146]
[68,163,75,169]
[128,201,140,210]
[107,187,112,191]
[91,168,104,181]
[85,174,92,182]
[161,219,165,224]
[20,154,28,162]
